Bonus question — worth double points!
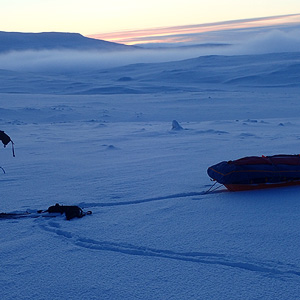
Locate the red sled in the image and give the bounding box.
[207,154,300,191]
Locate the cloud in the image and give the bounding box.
[0,48,227,73]
[0,50,133,72]
[89,14,300,45]
[234,29,300,54]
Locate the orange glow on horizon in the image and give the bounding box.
[87,14,300,45]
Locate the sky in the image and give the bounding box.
[0,1,300,73]
[1,0,300,39]
[90,14,300,45]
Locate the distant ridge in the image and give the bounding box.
[0,31,137,52]
[1,52,300,94]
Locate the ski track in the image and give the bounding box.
[0,189,223,219]
[78,189,225,209]
[38,218,300,279]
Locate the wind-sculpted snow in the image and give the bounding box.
[2,51,300,299]
[0,52,300,94]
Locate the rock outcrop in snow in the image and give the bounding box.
[171,120,184,131]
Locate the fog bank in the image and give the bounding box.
[0,29,299,73]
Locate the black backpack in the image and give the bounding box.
[47,203,91,220]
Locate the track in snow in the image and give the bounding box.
[79,188,226,209]
[38,218,300,279]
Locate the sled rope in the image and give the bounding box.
[204,181,223,194]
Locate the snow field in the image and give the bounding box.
[1,52,300,299]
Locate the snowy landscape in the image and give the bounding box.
[1,21,300,299]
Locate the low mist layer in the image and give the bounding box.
[0,29,300,73]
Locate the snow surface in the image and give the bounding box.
[1,46,300,299]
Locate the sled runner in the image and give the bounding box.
[207,154,300,191]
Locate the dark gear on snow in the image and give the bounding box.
[46,203,92,220]
[1,204,92,220]
[0,130,15,157]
